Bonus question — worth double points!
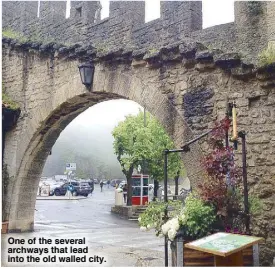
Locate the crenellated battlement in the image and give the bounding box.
[2,1,275,64]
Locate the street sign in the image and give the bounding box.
[66,163,76,171]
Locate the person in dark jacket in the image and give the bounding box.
[123,184,127,204]
[89,178,94,193]
[100,180,104,192]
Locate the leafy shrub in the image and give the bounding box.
[2,85,20,110]
[179,193,216,239]
[198,118,243,227]
[248,194,263,215]
[259,42,275,66]
[2,28,28,42]
[138,200,183,236]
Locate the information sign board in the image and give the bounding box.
[185,232,263,257]
[66,163,76,171]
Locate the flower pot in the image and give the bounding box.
[171,239,253,267]
[2,221,9,234]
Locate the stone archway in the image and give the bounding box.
[3,47,204,232]
[3,38,275,265]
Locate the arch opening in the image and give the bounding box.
[3,61,204,234]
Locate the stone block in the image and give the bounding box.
[259,188,274,199]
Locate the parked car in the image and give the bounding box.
[52,181,92,197]
[51,181,78,196]
[77,182,92,197]
[81,179,94,193]
[93,179,99,184]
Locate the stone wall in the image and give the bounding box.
[2,1,275,264]
[2,37,275,264]
[111,205,143,219]
[2,1,275,63]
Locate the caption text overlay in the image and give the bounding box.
[4,236,108,266]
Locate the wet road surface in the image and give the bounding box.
[2,185,168,267]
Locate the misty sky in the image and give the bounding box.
[64,100,142,131]
[43,100,142,177]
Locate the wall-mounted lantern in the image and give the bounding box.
[78,62,95,90]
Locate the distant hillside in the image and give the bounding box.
[42,100,142,179]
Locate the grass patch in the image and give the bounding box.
[3,28,73,48]
[258,42,275,66]
[3,28,28,42]
[2,85,20,110]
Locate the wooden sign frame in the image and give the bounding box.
[185,232,263,266]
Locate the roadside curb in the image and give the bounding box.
[36,196,87,200]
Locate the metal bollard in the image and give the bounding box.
[176,229,185,267]
[253,244,259,266]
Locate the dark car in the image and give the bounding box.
[77,182,92,197]
[53,182,92,197]
[81,180,94,193]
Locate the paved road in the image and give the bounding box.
[2,185,169,267]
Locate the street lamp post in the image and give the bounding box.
[164,150,169,267]
[78,62,95,90]
[163,129,214,267]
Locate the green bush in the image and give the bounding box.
[139,194,216,240]
[2,28,28,42]
[258,42,275,66]
[248,195,263,215]
[138,200,183,236]
[2,84,20,110]
[180,193,216,239]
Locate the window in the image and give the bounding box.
[143,187,148,196]
[132,178,141,186]
[133,187,141,196]
[76,6,82,17]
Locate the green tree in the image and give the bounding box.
[112,110,184,205]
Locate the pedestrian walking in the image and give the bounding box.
[100,180,104,192]
[107,179,110,188]
[123,184,127,204]
[68,183,74,194]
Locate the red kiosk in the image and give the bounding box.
[131,174,149,205]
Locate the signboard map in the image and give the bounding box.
[66,163,76,171]
[185,232,263,257]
